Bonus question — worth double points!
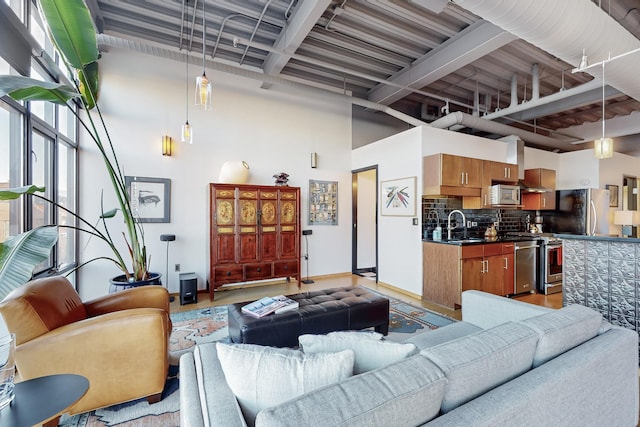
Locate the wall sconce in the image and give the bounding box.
[162,135,172,156]
[614,210,640,237]
[311,152,318,168]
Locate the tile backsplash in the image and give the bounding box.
[422,197,536,239]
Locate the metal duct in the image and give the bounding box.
[458,0,640,103]
[430,111,579,151]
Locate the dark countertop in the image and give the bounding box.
[554,233,639,243]
[422,235,543,245]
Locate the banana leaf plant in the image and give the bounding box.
[0,0,149,284]
[0,185,58,299]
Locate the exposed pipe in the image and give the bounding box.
[531,63,539,100]
[430,112,579,151]
[509,74,518,107]
[239,0,274,66]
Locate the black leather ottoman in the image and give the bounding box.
[227,286,390,347]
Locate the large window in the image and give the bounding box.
[0,1,79,277]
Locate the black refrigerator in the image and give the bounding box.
[544,188,610,235]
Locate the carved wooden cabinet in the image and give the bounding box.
[208,183,300,300]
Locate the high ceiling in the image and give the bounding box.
[86,0,640,154]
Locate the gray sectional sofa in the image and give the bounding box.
[180,290,639,427]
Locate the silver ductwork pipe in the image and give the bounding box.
[510,74,518,107]
[531,63,539,101]
[430,112,578,151]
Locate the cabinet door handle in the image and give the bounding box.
[461,172,465,185]
[504,257,508,269]
[543,197,546,208]
[484,194,487,206]
[504,167,508,178]
[465,172,469,185]
[257,267,261,272]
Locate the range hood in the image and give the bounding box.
[518,181,553,193]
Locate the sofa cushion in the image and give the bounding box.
[420,322,538,413]
[406,321,482,350]
[519,304,603,367]
[216,342,354,426]
[327,330,383,340]
[255,354,446,427]
[299,333,417,374]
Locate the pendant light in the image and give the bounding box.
[182,51,193,144]
[195,0,212,110]
[594,61,613,159]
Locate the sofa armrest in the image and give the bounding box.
[84,285,170,317]
[180,343,247,427]
[461,290,553,329]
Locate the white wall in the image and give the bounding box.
[352,127,423,295]
[77,49,353,300]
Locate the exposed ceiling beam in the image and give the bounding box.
[261,0,331,88]
[367,20,517,105]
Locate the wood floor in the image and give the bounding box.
[169,273,563,320]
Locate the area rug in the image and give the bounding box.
[60,290,455,426]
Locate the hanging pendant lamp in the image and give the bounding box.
[195,0,212,110]
[182,50,193,144]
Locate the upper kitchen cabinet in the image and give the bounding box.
[423,154,482,197]
[522,168,556,210]
[464,160,519,209]
[486,161,518,184]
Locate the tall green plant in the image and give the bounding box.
[0,0,149,282]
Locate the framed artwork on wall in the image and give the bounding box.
[381,176,416,216]
[606,184,619,207]
[125,176,171,223]
[308,180,338,225]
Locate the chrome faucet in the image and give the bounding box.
[447,210,467,240]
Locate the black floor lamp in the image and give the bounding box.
[302,230,314,284]
[160,234,176,302]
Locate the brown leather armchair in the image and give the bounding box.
[0,276,172,416]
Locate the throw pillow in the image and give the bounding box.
[326,330,384,340]
[299,333,417,374]
[216,342,354,427]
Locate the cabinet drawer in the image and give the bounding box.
[214,265,243,283]
[501,242,515,254]
[244,263,272,280]
[461,245,484,259]
[483,243,502,257]
[274,260,299,277]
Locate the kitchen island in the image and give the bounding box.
[559,234,639,333]
[423,236,536,309]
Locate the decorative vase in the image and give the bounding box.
[109,272,162,293]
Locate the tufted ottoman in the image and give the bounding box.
[227,286,389,347]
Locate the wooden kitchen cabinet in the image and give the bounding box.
[423,154,482,197]
[466,160,520,208]
[522,168,556,210]
[423,241,514,309]
[209,183,300,300]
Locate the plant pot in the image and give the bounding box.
[109,272,162,293]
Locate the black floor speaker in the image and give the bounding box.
[179,272,197,305]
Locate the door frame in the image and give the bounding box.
[351,165,378,281]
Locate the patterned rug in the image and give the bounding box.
[60,290,455,426]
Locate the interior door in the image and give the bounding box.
[352,166,378,280]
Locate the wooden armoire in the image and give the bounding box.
[208,183,301,300]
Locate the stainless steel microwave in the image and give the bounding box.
[490,184,521,205]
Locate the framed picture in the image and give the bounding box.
[606,184,619,207]
[308,180,338,225]
[381,176,416,216]
[125,176,171,223]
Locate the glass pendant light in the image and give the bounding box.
[195,0,212,110]
[182,51,193,144]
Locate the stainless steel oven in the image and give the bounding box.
[540,236,562,295]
